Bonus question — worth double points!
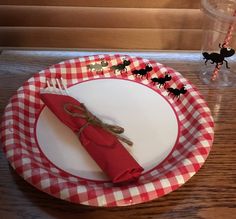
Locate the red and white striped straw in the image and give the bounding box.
[211,9,236,81]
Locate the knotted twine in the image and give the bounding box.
[63,103,133,146]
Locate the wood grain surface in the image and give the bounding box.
[0,50,236,219]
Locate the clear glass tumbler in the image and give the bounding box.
[200,0,236,87]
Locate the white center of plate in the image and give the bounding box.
[36,78,179,181]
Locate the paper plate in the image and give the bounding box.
[0,54,214,207]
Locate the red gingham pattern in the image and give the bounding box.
[0,54,214,207]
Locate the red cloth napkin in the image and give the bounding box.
[40,93,144,183]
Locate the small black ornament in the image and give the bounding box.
[202,43,235,69]
[110,59,131,74]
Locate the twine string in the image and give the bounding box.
[63,103,133,146]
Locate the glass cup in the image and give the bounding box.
[200,0,236,87]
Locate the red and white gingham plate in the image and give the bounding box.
[0,54,214,207]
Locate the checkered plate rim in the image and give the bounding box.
[0,54,214,207]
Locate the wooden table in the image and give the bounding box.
[0,50,236,219]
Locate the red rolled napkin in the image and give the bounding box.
[40,93,144,183]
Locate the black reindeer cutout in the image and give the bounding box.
[87,59,109,74]
[202,43,235,69]
[110,59,131,74]
[151,73,172,88]
[132,64,153,79]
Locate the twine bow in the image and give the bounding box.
[63,103,133,146]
